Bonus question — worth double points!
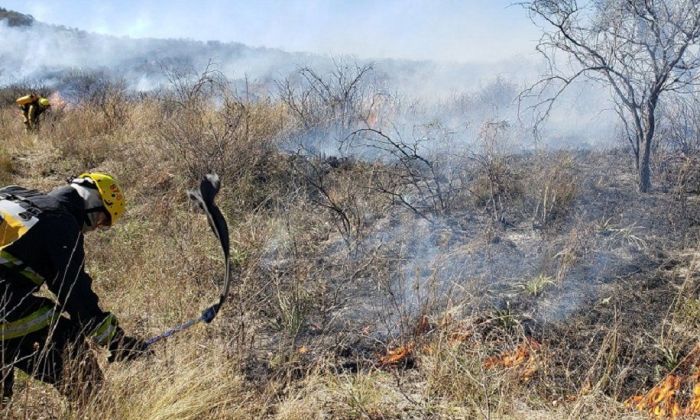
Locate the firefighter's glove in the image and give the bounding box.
[108,336,153,363]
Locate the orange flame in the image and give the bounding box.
[48,91,69,110]
[626,375,684,418]
[379,343,414,366]
[484,338,541,380]
[688,371,700,413]
[626,345,700,418]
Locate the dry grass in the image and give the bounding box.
[0,75,699,419]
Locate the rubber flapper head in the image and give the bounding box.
[188,173,231,309]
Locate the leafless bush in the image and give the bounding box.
[56,70,130,132]
[278,59,385,153]
[467,120,524,224]
[659,94,700,157]
[157,63,283,190]
[287,155,374,247]
[345,127,466,221]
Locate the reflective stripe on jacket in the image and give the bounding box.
[0,250,44,285]
[90,314,118,346]
[0,306,58,340]
[0,185,124,346]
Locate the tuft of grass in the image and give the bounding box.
[597,219,648,250]
[515,274,556,297]
[80,341,259,420]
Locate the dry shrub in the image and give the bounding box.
[157,69,290,217]
[247,201,336,340]
[525,153,578,227]
[470,158,522,207]
[469,156,524,223]
[466,120,526,224]
[288,155,383,246]
[657,153,700,195]
[46,107,126,168]
[278,61,379,144]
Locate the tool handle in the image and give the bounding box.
[145,317,202,347]
[144,303,220,347]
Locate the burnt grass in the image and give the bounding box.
[232,146,700,406]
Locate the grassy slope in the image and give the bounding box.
[0,89,698,419]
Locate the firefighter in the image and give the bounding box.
[16,94,50,132]
[0,173,151,404]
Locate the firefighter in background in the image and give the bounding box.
[16,94,51,132]
[0,173,152,404]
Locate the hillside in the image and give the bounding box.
[0,7,616,147]
[0,8,531,96]
[2,6,700,420]
[0,7,33,27]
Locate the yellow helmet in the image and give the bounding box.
[78,172,125,225]
[38,97,50,107]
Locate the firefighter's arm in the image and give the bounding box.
[44,229,122,346]
[45,228,152,360]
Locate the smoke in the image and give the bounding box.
[0,17,618,152]
[0,13,640,339]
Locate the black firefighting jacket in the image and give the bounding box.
[0,185,123,341]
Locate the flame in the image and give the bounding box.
[48,91,69,110]
[379,343,414,366]
[688,371,700,413]
[626,345,700,418]
[484,338,541,380]
[626,375,684,418]
[377,315,431,366]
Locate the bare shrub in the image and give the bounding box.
[278,59,384,153]
[655,152,700,196]
[286,153,386,248]
[345,127,466,220]
[659,94,700,157]
[56,70,131,132]
[157,64,284,197]
[467,120,524,224]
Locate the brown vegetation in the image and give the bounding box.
[1,66,700,419]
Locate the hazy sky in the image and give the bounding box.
[2,0,541,63]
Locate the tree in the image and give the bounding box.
[524,0,700,192]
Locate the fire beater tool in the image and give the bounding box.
[145,174,231,348]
